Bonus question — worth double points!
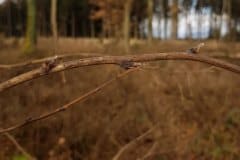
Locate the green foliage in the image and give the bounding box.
[12,155,28,160]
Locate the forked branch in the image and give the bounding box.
[0,52,240,92]
[0,68,139,134]
[112,124,158,160]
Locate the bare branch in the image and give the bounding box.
[112,124,158,160]
[0,53,101,69]
[2,130,36,160]
[139,142,158,160]
[0,53,239,70]
[0,53,239,93]
[0,68,139,134]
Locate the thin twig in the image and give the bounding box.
[3,131,36,160]
[112,124,158,160]
[0,53,101,69]
[59,58,67,84]
[0,53,240,93]
[139,142,158,160]
[0,67,139,134]
[177,82,185,106]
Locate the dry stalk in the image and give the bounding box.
[2,130,36,160]
[112,124,158,160]
[138,142,158,160]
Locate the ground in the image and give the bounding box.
[0,38,240,160]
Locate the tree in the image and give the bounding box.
[195,0,223,39]
[6,1,12,37]
[182,0,193,39]
[123,0,133,52]
[162,0,169,39]
[147,0,153,42]
[195,0,239,40]
[51,0,58,53]
[222,0,232,40]
[170,0,178,39]
[22,0,36,54]
[90,0,123,38]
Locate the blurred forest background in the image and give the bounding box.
[0,0,240,160]
[0,0,240,53]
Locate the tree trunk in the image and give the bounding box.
[222,0,232,40]
[147,0,153,43]
[133,17,138,39]
[123,0,133,53]
[22,0,36,54]
[51,0,58,53]
[72,12,76,37]
[51,0,66,83]
[157,17,161,39]
[197,12,201,39]
[185,10,191,39]
[209,12,214,39]
[7,1,12,37]
[171,0,178,39]
[90,20,95,38]
[18,2,24,37]
[41,11,47,36]
[60,17,67,37]
[163,0,168,39]
[158,0,163,39]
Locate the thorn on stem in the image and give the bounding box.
[119,60,142,70]
[187,43,205,54]
[41,55,59,74]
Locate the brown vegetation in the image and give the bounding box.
[0,39,240,160]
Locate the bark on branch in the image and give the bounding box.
[0,52,240,92]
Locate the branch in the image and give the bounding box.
[0,53,240,92]
[2,130,36,160]
[138,142,158,160]
[1,53,238,70]
[0,53,101,69]
[0,68,139,134]
[112,124,158,160]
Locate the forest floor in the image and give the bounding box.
[0,38,240,160]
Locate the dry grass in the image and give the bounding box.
[0,38,239,160]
